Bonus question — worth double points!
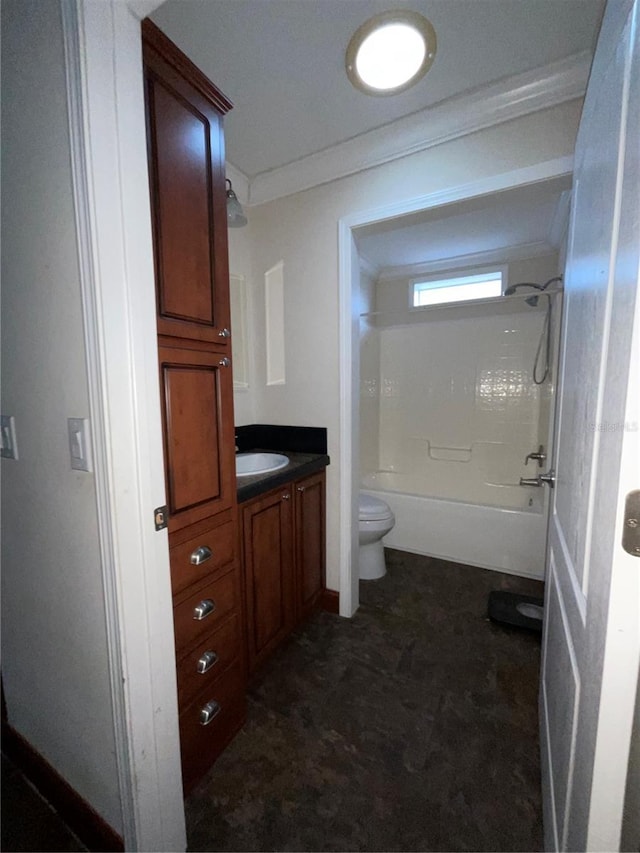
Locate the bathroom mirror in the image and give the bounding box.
[229,273,249,389]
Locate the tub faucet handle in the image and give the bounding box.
[525,445,546,467]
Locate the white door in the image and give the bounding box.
[540,1,640,850]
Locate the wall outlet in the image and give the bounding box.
[68,417,92,472]
[1,415,18,460]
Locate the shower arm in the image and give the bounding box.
[504,276,563,297]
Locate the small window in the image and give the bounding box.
[411,270,503,308]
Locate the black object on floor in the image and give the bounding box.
[488,589,544,632]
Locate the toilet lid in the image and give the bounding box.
[359,493,393,521]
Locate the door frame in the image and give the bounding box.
[62,1,184,850]
[337,156,574,617]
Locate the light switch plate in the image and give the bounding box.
[68,417,92,472]
[1,415,18,460]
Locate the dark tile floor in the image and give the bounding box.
[186,549,544,852]
[1,549,544,852]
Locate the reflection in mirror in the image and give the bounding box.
[229,273,249,389]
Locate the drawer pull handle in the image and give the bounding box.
[197,650,219,674]
[199,700,221,726]
[282,493,290,501]
[219,357,231,367]
[218,328,231,338]
[190,545,213,566]
[297,486,305,493]
[193,599,216,620]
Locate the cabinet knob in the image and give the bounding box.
[193,598,216,620]
[196,650,219,674]
[218,328,231,338]
[218,357,231,367]
[190,545,212,565]
[282,493,290,501]
[199,700,221,726]
[297,486,305,492]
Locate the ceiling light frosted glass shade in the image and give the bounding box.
[226,179,247,228]
[346,11,436,96]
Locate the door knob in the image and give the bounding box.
[218,357,231,367]
[218,328,231,338]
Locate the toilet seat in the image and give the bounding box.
[359,493,393,521]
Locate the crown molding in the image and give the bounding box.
[246,51,590,207]
[376,241,556,282]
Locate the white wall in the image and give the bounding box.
[246,101,581,591]
[358,266,379,475]
[1,0,122,833]
[228,224,256,425]
[367,253,559,506]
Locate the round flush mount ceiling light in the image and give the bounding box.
[346,10,437,96]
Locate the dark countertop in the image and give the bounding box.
[236,450,330,503]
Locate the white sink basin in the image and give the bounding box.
[236,452,289,478]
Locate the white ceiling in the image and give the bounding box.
[354,175,572,272]
[151,0,604,180]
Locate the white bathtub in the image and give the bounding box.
[361,471,547,579]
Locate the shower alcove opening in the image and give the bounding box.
[354,180,569,584]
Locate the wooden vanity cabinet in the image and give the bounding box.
[143,19,245,795]
[242,470,326,673]
[294,470,326,623]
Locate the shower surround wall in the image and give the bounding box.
[360,253,559,579]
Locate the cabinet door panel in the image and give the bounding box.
[144,41,231,345]
[295,472,326,621]
[160,345,235,531]
[151,82,214,325]
[242,488,294,671]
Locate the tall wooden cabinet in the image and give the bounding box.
[142,20,245,794]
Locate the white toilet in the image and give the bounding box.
[358,493,395,580]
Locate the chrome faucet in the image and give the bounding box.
[520,469,556,488]
[525,445,546,467]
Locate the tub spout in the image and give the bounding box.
[520,469,556,488]
[520,476,542,487]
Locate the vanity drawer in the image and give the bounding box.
[179,660,246,794]
[176,613,241,709]
[170,519,235,595]
[173,569,238,656]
